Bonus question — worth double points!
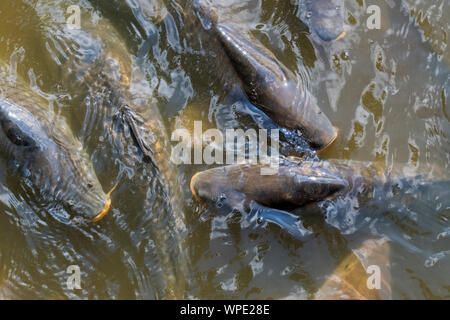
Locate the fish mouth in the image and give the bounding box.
[335,29,346,41]
[190,171,203,201]
[91,198,112,223]
[319,126,339,153]
[91,183,118,223]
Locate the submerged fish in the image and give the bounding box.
[191,157,347,208]
[296,0,346,42]
[315,238,391,300]
[0,70,110,222]
[32,0,187,298]
[190,156,348,238]
[190,156,448,239]
[168,0,338,150]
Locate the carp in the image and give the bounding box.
[315,238,391,300]
[32,0,187,298]
[190,156,448,239]
[190,156,348,238]
[166,0,338,150]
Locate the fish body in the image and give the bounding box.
[190,156,348,238]
[191,155,445,209]
[35,0,185,227]
[32,0,187,298]
[214,21,338,150]
[169,0,337,150]
[191,157,348,210]
[190,156,446,239]
[315,238,391,300]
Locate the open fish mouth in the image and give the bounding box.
[91,182,119,223]
[319,127,339,153]
[314,24,346,42]
[91,197,112,223]
[190,171,203,201]
[335,28,346,41]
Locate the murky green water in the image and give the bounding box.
[0,0,448,299]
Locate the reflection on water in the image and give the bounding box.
[0,0,449,299]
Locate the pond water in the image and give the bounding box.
[0,0,448,299]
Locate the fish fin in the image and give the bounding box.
[221,85,278,130]
[249,201,312,239]
[193,0,218,29]
[290,202,324,217]
[118,105,159,168]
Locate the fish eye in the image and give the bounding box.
[87,182,94,189]
[3,124,34,147]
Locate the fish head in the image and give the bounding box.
[259,78,338,150]
[190,167,240,206]
[305,0,345,42]
[0,99,110,222]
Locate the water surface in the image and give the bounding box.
[0,0,448,299]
